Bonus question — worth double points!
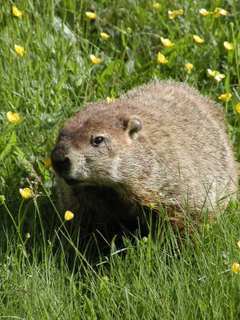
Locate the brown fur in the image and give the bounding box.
[52,80,238,238]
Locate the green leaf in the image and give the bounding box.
[0,131,17,162]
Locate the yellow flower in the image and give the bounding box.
[90,54,102,65]
[157,52,168,64]
[214,74,225,82]
[207,69,216,77]
[237,240,240,249]
[207,69,225,82]
[185,63,193,74]
[152,2,161,10]
[218,93,232,102]
[85,11,97,20]
[213,7,229,17]
[100,32,110,40]
[12,5,23,18]
[168,9,184,19]
[106,97,115,103]
[199,8,211,16]
[223,41,234,51]
[160,37,174,48]
[6,111,22,124]
[19,187,34,200]
[193,35,204,44]
[14,45,25,57]
[235,103,240,114]
[64,210,74,221]
[26,233,31,239]
[43,158,52,168]
[232,262,240,273]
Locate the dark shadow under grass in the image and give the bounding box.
[1,197,240,319]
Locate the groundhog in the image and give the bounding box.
[51,80,238,240]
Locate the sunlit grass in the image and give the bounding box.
[0,0,240,318]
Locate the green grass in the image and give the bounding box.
[0,0,240,318]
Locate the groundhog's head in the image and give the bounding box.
[51,104,144,188]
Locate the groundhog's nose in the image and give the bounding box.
[51,145,71,176]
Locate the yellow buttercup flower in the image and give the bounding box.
[223,41,234,51]
[237,240,240,249]
[214,74,225,82]
[207,69,216,77]
[207,69,225,82]
[193,35,204,44]
[100,32,110,40]
[160,37,174,48]
[232,262,240,273]
[235,103,240,113]
[64,210,74,221]
[85,11,97,20]
[168,9,184,19]
[19,187,34,200]
[213,7,229,17]
[218,93,232,102]
[6,111,22,124]
[90,54,102,65]
[199,8,211,16]
[106,97,115,103]
[157,52,168,64]
[14,45,25,57]
[185,63,193,74]
[152,2,161,10]
[12,5,23,18]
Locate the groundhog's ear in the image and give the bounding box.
[126,116,142,139]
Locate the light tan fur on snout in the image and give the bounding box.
[53,80,238,230]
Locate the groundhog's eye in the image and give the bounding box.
[91,136,105,147]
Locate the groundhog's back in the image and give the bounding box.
[118,81,238,209]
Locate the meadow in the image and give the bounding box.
[0,0,240,318]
